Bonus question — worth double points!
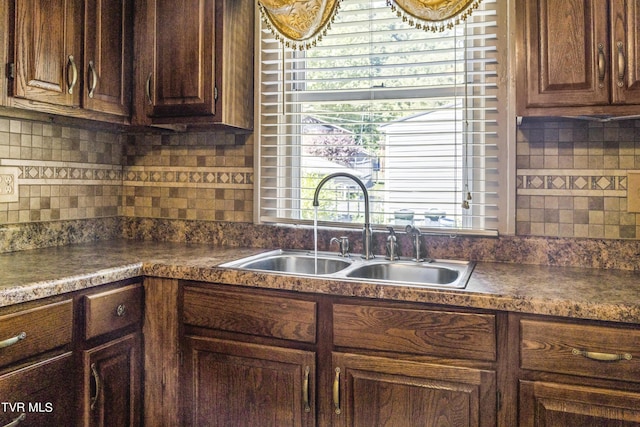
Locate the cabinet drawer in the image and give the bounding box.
[0,300,73,368]
[0,352,75,426]
[333,304,497,361]
[183,286,317,343]
[520,319,640,382]
[83,283,143,340]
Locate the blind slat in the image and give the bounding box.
[257,0,500,234]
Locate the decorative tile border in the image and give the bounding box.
[517,169,627,196]
[123,166,253,188]
[0,160,122,186]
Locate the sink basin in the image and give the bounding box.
[221,250,353,275]
[221,250,475,289]
[345,260,471,288]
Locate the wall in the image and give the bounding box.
[0,117,123,251]
[122,130,253,223]
[516,118,640,239]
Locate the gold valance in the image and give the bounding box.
[258,0,482,49]
[387,0,482,32]
[258,0,342,50]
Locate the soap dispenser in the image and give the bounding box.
[385,226,400,261]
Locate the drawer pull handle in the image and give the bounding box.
[3,413,25,427]
[333,367,341,415]
[88,60,98,98]
[0,332,26,349]
[617,41,626,88]
[67,55,78,94]
[90,363,102,411]
[597,44,606,89]
[572,348,632,362]
[116,304,126,317]
[303,366,310,413]
[145,72,153,105]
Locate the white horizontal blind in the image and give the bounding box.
[257,0,500,234]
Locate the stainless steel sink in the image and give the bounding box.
[344,260,472,288]
[220,250,353,275]
[221,250,475,289]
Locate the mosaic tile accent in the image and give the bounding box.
[517,170,626,195]
[123,166,252,188]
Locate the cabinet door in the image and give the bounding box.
[13,0,82,106]
[143,0,215,118]
[518,0,610,109]
[82,333,142,427]
[182,336,316,427]
[0,352,75,426]
[610,0,640,105]
[520,380,640,426]
[83,0,133,116]
[332,352,496,427]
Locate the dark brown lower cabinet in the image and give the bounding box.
[81,332,142,427]
[520,380,640,426]
[182,336,316,427]
[332,352,496,427]
[0,352,75,426]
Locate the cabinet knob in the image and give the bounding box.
[116,304,127,317]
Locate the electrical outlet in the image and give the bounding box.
[628,173,640,213]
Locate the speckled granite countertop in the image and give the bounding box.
[1,240,639,324]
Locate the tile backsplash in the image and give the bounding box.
[516,118,640,239]
[0,117,122,224]
[2,114,640,253]
[122,131,254,223]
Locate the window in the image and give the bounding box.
[257,0,505,235]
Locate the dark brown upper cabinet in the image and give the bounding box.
[133,0,254,131]
[7,0,132,124]
[517,0,640,117]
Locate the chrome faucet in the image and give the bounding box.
[405,224,425,262]
[312,172,374,260]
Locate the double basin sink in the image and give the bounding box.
[221,249,475,289]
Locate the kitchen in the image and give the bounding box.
[1,0,640,426]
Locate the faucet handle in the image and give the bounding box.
[405,224,421,235]
[330,236,350,257]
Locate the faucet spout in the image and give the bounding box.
[312,172,374,259]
